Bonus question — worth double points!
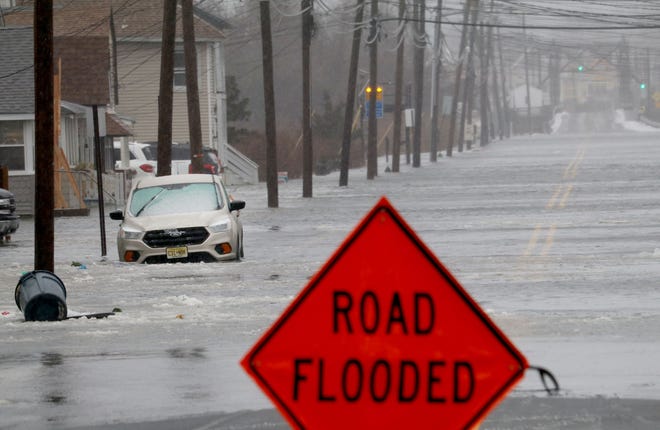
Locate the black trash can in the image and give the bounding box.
[15,271,67,321]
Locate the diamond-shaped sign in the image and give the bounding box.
[242,197,527,430]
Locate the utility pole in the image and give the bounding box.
[339,0,365,186]
[109,7,119,105]
[459,1,479,152]
[479,22,491,147]
[497,27,510,137]
[302,0,313,197]
[157,0,176,177]
[447,0,472,157]
[646,47,651,115]
[182,0,204,174]
[260,1,278,207]
[490,23,504,140]
[523,14,533,135]
[412,0,425,168]
[391,0,405,173]
[618,37,632,108]
[34,0,54,271]
[429,0,443,163]
[549,42,560,108]
[367,0,378,180]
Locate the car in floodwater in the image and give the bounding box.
[109,174,245,263]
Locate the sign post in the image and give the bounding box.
[242,197,528,429]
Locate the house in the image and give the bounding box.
[0,25,132,214]
[560,61,618,109]
[3,0,257,206]
[509,85,553,134]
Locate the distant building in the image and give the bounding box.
[509,86,552,134]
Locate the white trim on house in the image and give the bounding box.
[0,114,34,121]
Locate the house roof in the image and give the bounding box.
[0,27,34,115]
[106,112,133,137]
[5,0,226,41]
[0,28,109,114]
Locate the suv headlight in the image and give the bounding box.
[208,220,230,233]
[120,227,143,240]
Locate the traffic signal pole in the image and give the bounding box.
[367,0,378,180]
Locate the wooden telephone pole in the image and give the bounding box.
[157,0,176,177]
[367,0,379,180]
[34,0,54,271]
[182,0,204,173]
[260,1,279,207]
[302,0,313,197]
[339,0,366,186]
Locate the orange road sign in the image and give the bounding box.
[242,197,528,430]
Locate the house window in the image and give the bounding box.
[0,121,25,170]
[174,46,186,89]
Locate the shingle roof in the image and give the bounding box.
[6,0,225,41]
[0,27,34,115]
[106,112,133,137]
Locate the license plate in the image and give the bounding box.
[166,246,188,259]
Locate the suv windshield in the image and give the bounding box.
[130,183,223,217]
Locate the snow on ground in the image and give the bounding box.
[550,110,570,133]
[614,109,659,132]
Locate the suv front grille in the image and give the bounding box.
[143,227,209,248]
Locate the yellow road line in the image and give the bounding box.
[558,184,573,208]
[546,184,563,209]
[540,224,557,256]
[563,147,585,180]
[522,223,543,257]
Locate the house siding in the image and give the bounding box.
[116,41,214,147]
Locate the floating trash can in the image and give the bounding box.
[15,271,67,321]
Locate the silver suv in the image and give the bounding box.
[109,174,244,263]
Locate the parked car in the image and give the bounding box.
[109,174,244,263]
[0,187,20,241]
[144,142,222,175]
[113,141,157,178]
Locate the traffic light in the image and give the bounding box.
[365,86,384,119]
[365,86,383,98]
[640,82,647,89]
[577,65,584,72]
